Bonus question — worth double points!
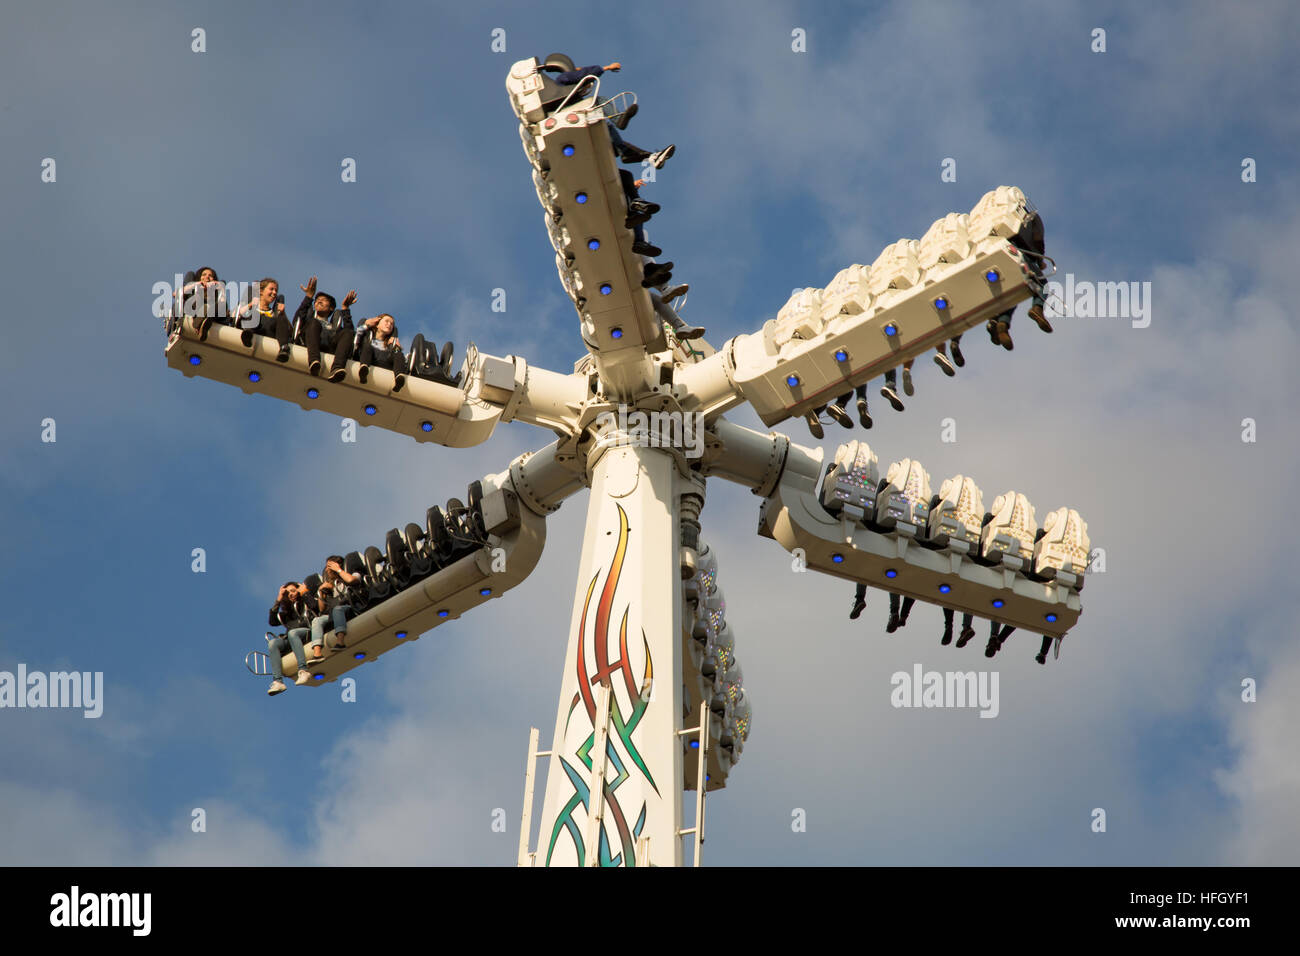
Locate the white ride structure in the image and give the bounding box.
[165,53,1091,867]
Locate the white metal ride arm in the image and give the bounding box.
[677,187,1047,427]
[703,420,1089,643]
[507,56,667,400]
[165,318,590,447]
[269,439,588,684]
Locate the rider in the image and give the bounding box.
[267,581,313,695]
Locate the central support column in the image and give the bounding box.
[537,443,685,867]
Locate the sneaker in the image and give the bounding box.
[309,359,322,377]
[881,385,904,412]
[334,633,346,649]
[294,670,311,686]
[675,324,706,340]
[276,345,291,363]
[985,638,998,658]
[328,366,347,383]
[614,101,638,130]
[196,316,213,342]
[849,596,866,620]
[1035,651,1048,665]
[941,627,954,646]
[625,211,652,228]
[885,613,899,634]
[950,340,965,367]
[268,679,287,696]
[660,284,689,303]
[1028,302,1053,333]
[240,328,255,348]
[934,352,956,376]
[632,240,663,257]
[957,626,976,648]
[902,367,914,396]
[358,364,369,385]
[856,398,872,430]
[804,411,824,440]
[987,321,1001,346]
[825,404,853,428]
[393,373,406,393]
[627,199,661,216]
[648,144,675,169]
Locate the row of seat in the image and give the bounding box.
[820,441,1091,586]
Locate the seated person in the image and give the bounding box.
[310,555,360,656]
[185,267,228,342]
[356,313,408,391]
[650,288,704,340]
[267,581,313,695]
[231,277,293,360]
[294,276,356,381]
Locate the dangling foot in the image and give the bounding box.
[648,144,675,169]
[950,340,965,367]
[240,328,255,348]
[294,669,312,686]
[941,626,953,646]
[328,365,347,383]
[660,283,689,303]
[934,352,956,376]
[995,320,1014,350]
[885,613,900,634]
[955,626,976,648]
[675,324,706,340]
[1035,651,1048,665]
[856,397,872,429]
[268,679,287,696]
[849,596,866,620]
[632,239,663,257]
[196,316,213,342]
[393,373,406,392]
[614,101,638,130]
[881,385,904,412]
[358,364,369,385]
[309,359,322,377]
[825,404,853,428]
[804,411,824,440]
[276,345,291,363]
[1028,301,1053,333]
[902,367,914,396]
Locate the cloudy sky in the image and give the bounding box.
[1,0,1296,865]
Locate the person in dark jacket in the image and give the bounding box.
[232,277,294,360]
[267,581,313,695]
[294,276,356,381]
[186,266,229,342]
[356,313,408,391]
[310,555,361,655]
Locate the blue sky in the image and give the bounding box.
[1,0,1297,865]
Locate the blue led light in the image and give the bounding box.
[248,371,261,383]
[575,192,588,204]
[985,269,1000,282]
[306,388,319,399]
[834,349,848,362]
[786,374,800,387]
[480,588,491,596]
[189,355,201,366]
[562,145,575,157]
[884,324,898,337]
[690,740,700,749]
[364,404,377,416]
[396,631,407,639]
[588,238,600,250]
[939,583,952,594]
[992,599,1005,609]
[1045,613,1058,623]
[611,328,623,339]
[353,652,365,660]
[437,609,449,618]
[600,283,612,295]
[313,674,325,681]
[832,553,844,564]
[885,569,898,578]
[421,421,433,432]
[934,297,948,310]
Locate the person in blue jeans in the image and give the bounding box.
[267,581,313,695]
[310,555,361,657]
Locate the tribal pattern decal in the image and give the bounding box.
[546,504,655,867]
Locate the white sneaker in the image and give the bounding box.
[294,670,311,686]
[268,680,287,696]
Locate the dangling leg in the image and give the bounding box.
[849,583,867,620]
[855,383,872,428]
[826,392,853,428]
[881,368,904,412]
[959,612,975,647]
[941,607,954,645]
[898,595,915,627]
[1036,634,1053,665]
[901,358,915,396]
[886,592,901,633]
